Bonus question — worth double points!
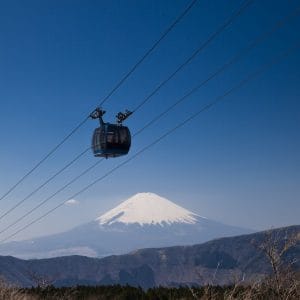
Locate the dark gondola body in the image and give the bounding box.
[92,123,131,158]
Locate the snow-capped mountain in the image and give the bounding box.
[0,193,251,259]
[97,193,201,226]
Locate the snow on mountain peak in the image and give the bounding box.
[96,192,202,226]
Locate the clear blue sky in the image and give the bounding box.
[0,0,299,240]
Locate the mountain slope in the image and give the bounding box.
[0,225,299,288]
[0,193,250,259]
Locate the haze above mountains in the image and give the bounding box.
[0,193,251,259]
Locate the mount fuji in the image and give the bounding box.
[0,193,251,259]
[97,192,201,226]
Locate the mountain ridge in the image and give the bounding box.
[0,225,299,288]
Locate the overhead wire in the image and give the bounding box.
[0,159,105,236]
[0,0,252,221]
[0,117,89,203]
[131,0,253,113]
[1,41,299,243]
[1,1,298,235]
[0,147,91,221]
[0,0,198,203]
[98,0,199,107]
[134,5,300,136]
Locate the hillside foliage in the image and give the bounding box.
[0,282,299,300]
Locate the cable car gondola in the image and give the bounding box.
[90,108,132,158]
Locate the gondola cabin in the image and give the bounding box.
[92,124,131,158]
[90,108,132,158]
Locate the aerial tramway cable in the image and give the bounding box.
[98,0,199,107]
[131,0,253,114]
[0,147,91,221]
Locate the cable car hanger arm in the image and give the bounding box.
[90,107,133,125]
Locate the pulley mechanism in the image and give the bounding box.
[116,110,133,124]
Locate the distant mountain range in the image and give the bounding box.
[0,193,250,259]
[0,225,299,288]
